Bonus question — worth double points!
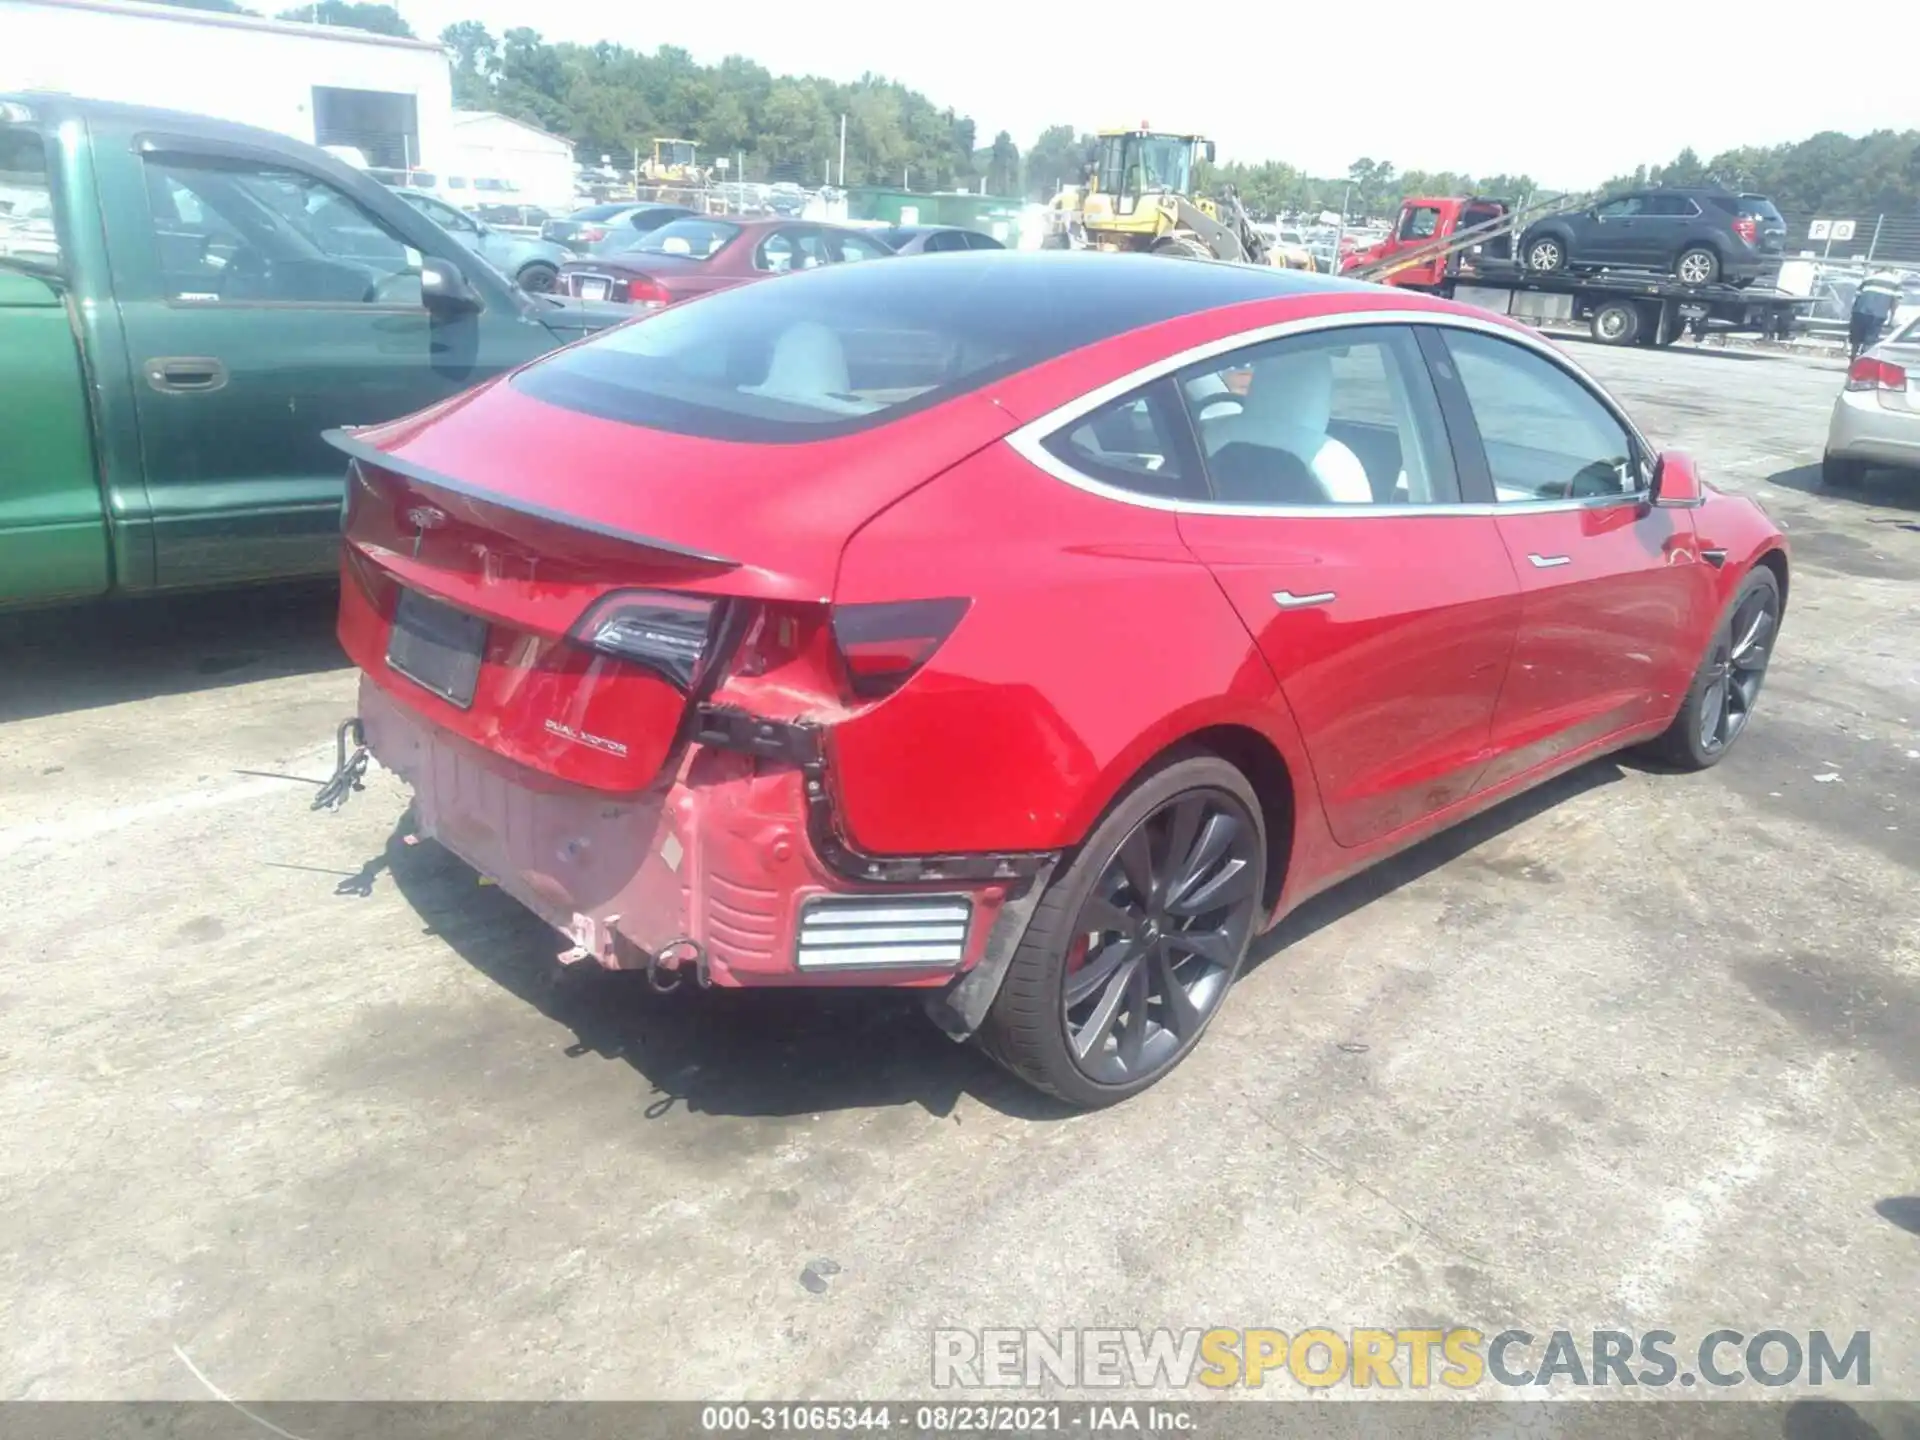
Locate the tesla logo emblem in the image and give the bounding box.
[405,505,447,558]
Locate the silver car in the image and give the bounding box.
[393,188,570,294]
[1825,312,1920,488]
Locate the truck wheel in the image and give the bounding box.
[516,261,559,294]
[1524,235,1566,273]
[1591,300,1642,345]
[1154,236,1214,261]
[1676,246,1720,286]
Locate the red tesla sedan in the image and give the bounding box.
[326,253,1787,1107]
[556,215,896,309]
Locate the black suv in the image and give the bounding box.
[1519,188,1786,286]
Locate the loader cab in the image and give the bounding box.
[1090,129,1209,216]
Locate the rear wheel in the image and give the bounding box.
[1676,246,1720,286]
[1822,452,1865,489]
[1525,234,1567,273]
[516,261,559,294]
[976,755,1265,1108]
[1643,566,1779,770]
[1591,300,1642,345]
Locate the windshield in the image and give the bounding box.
[1097,134,1193,197]
[660,140,696,167]
[627,218,739,259]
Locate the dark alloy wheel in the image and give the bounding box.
[975,754,1266,1107]
[1645,567,1780,770]
[1061,789,1260,1085]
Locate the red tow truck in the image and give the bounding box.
[1342,195,1805,348]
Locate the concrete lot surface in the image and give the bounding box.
[2,339,1917,1406]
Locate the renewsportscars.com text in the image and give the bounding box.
[932,1327,1871,1391]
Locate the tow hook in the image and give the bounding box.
[647,937,710,993]
[312,718,369,812]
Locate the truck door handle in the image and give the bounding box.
[1273,590,1337,608]
[144,357,228,393]
[1527,553,1572,569]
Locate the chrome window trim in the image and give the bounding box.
[1005,307,1655,519]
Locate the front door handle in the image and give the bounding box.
[1527,553,1571,569]
[1273,590,1337,608]
[144,357,229,393]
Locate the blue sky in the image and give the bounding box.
[394,0,1911,187]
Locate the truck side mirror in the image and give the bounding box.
[1203,140,1216,163]
[420,257,482,315]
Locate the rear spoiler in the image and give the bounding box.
[323,427,740,570]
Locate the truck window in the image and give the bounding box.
[0,123,60,268]
[141,156,424,306]
[1399,206,1441,241]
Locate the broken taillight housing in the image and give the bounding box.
[831,598,969,699]
[572,590,719,690]
[1847,357,1909,393]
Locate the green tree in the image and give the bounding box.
[985,130,1019,196]
[440,21,495,109]
[1024,124,1081,199]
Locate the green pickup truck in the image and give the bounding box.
[0,93,627,609]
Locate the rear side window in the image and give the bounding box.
[1644,194,1700,217]
[0,123,60,267]
[1041,379,1204,501]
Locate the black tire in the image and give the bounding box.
[1643,566,1780,771]
[1523,232,1568,273]
[1591,300,1642,346]
[975,753,1266,1108]
[1822,452,1865,489]
[1675,245,1720,286]
[516,261,559,294]
[1154,236,1214,261]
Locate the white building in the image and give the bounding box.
[0,0,455,171]
[447,111,574,213]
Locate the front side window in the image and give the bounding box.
[832,232,891,263]
[1594,196,1644,219]
[756,228,831,273]
[1041,380,1203,502]
[1401,206,1441,240]
[1439,329,1638,501]
[1178,326,1458,506]
[142,155,423,304]
[630,218,739,259]
[0,122,60,268]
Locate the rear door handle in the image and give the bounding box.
[1273,590,1336,608]
[144,357,228,393]
[1527,553,1571,569]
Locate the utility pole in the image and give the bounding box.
[837,114,847,188]
[1867,214,1884,264]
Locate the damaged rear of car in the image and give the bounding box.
[324,258,1189,1025]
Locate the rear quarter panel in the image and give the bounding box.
[828,444,1318,858]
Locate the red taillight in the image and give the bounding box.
[572,590,719,690]
[623,275,671,309]
[579,225,608,243]
[1847,357,1909,392]
[1733,215,1758,245]
[831,598,969,699]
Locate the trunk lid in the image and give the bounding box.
[331,375,1014,791]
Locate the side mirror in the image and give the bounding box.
[1650,450,1704,507]
[420,257,482,315]
[1203,140,1217,164]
